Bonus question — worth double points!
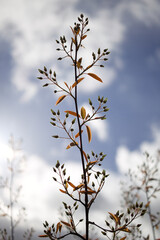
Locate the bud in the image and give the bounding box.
[51,109,56,115]
[72,118,76,124]
[44,66,47,72]
[52,135,59,138]
[56,160,60,168]
[89,98,92,105]
[43,83,49,87]
[50,122,56,126]
[38,69,44,74]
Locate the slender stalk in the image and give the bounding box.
[9,152,14,240]
[146,190,156,240]
[74,33,89,240]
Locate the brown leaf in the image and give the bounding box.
[86,125,92,143]
[83,151,88,163]
[73,183,84,191]
[87,73,103,83]
[108,212,120,224]
[118,226,131,233]
[66,144,71,149]
[64,82,70,90]
[39,235,49,238]
[71,37,76,45]
[68,182,76,188]
[75,130,83,138]
[61,221,71,227]
[56,95,66,105]
[72,77,84,89]
[59,189,67,194]
[80,190,96,195]
[81,106,86,119]
[56,222,61,234]
[64,110,80,117]
[120,237,127,240]
[82,35,87,40]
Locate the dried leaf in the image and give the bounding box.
[72,77,84,89]
[64,110,80,117]
[86,125,92,143]
[71,37,76,45]
[66,144,71,149]
[120,237,127,240]
[118,226,131,233]
[56,95,66,105]
[64,82,70,90]
[59,189,67,194]
[87,73,103,83]
[74,183,84,191]
[39,235,49,238]
[83,151,88,163]
[75,130,83,138]
[61,221,71,227]
[56,222,61,233]
[81,106,86,119]
[80,190,96,195]
[108,212,120,224]
[145,201,150,208]
[68,182,76,188]
[82,35,87,40]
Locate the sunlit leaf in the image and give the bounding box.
[64,110,80,117]
[82,35,87,40]
[108,212,120,224]
[74,183,84,191]
[118,226,131,233]
[80,190,96,195]
[61,221,71,227]
[87,73,103,83]
[68,182,76,188]
[64,82,70,90]
[56,95,66,105]
[75,130,83,138]
[71,37,76,45]
[66,144,71,149]
[81,106,86,119]
[39,235,49,238]
[145,201,150,208]
[56,222,61,234]
[59,189,67,194]
[86,125,92,143]
[72,77,84,89]
[83,151,88,163]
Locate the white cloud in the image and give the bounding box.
[0,0,127,102]
[1,0,160,102]
[116,125,160,174]
[1,126,160,237]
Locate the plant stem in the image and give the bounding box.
[146,190,156,240]
[74,34,89,240]
[10,147,14,240]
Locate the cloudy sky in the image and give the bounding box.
[0,0,160,239]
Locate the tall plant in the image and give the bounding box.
[0,136,34,240]
[38,14,145,240]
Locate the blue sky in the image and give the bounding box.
[0,0,160,238]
